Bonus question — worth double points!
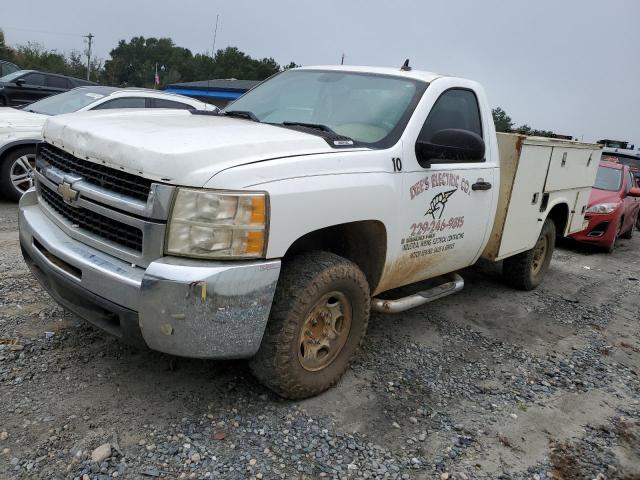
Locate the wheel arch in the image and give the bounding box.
[0,139,40,161]
[283,220,388,292]
[545,201,570,236]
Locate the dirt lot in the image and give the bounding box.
[1,199,639,480]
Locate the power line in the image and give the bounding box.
[2,26,84,38]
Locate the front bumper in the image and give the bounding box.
[18,189,281,359]
[568,212,618,246]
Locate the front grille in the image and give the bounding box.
[39,183,143,252]
[38,143,153,201]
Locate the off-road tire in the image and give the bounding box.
[636,213,640,231]
[503,218,556,291]
[0,146,36,202]
[249,251,370,399]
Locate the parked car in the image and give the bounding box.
[569,161,640,251]
[0,70,97,107]
[0,86,217,201]
[0,60,20,77]
[18,65,602,399]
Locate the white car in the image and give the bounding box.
[0,87,216,201]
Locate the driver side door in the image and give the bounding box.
[389,84,497,289]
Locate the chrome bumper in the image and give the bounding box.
[18,189,281,359]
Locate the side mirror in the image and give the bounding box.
[416,128,485,167]
[15,78,26,87]
[628,187,640,198]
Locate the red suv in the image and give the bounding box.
[570,161,640,252]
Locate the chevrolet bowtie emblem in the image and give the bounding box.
[57,182,79,204]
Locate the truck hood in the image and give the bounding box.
[43,109,355,187]
[0,107,47,132]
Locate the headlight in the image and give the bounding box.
[585,203,619,214]
[166,188,268,258]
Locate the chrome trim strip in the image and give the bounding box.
[35,172,165,267]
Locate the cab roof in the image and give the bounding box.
[294,65,442,83]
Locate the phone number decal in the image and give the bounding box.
[409,216,464,236]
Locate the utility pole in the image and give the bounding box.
[211,15,219,58]
[84,33,94,81]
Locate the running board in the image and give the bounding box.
[371,273,464,314]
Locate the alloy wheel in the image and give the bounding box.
[10,154,36,194]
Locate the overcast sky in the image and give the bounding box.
[4,0,639,145]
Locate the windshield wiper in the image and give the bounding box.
[282,121,337,135]
[224,110,260,122]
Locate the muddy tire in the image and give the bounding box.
[636,213,640,231]
[503,218,556,291]
[250,251,370,399]
[0,146,36,202]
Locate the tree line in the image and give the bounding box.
[0,29,297,88]
[492,107,559,138]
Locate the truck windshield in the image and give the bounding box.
[24,88,111,115]
[226,70,427,146]
[594,165,622,191]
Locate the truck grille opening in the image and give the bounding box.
[39,183,143,252]
[38,143,153,202]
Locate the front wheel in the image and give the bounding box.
[0,147,37,202]
[250,251,370,399]
[503,218,556,290]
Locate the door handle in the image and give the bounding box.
[472,181,492,191]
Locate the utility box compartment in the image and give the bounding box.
[482,134,601,262]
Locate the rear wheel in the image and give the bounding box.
[0,147,37,202]
[250,251,370,399]
[636,213,640,231]
[503,218,556,290]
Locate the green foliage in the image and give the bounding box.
[493,106,556,138]
[492,107,514,133]
[1,29,295,87]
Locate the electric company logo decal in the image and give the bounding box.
[400,173,471,260]
[425,189,456,219]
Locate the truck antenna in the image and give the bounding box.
[400,59,411,71]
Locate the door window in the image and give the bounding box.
[46,76,70,89]
[23,73,46,86]
[417,89,483,166]
[92,97,147,109]
[151,98,194,110]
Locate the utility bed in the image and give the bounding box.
[482,134,601,261]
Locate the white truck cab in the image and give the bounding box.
[18,65,601,398]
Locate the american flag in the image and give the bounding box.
[154,63,160,87]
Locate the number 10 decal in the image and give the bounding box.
[392,157,402,172]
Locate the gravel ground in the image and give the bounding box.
[1,199,639,480]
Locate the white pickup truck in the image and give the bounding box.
[18,65,601,399]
